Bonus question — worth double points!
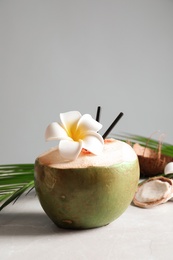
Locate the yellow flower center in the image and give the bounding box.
[67,125,84,142]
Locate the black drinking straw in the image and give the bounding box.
[102,112,124,139]
[96,106,101,122]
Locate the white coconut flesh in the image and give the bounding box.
[135,180,172,203]
[38,139,137,169]
[133,177,173,208]
[164,162,173,175]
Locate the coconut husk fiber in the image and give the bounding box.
[133,143,173,178]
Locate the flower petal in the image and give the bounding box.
[59,140,83,161]
[45,122,71,141]
[77,114,102,133]
[60,111,81,134]
[82,132,104,155]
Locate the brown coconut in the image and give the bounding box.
[133,143,173,178]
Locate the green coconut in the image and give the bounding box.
[34,139,139,229]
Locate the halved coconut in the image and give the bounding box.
[133,143,173,178]
[133,176,173,208]
[35,139,139,229]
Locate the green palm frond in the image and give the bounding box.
[0,164,34,211]
[113,133,173,158]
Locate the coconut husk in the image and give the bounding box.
[133,143,173,178]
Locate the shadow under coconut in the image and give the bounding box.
[0,211,100,237]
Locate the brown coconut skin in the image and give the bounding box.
[133,143,173,178]
[34,158,139,229]
[137,155,173,178]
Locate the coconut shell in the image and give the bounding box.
[133,143,173,178]
[133,176,173,208]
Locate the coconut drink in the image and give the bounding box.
[34,110,139,229]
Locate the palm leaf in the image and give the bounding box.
[113,133,173,157]
[0,164,35,211]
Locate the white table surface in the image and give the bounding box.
[1,190,173,260]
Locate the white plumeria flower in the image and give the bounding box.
[45,111,104,161]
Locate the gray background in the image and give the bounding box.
[0,0,173,164]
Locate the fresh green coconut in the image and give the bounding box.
[34,139,139,229]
